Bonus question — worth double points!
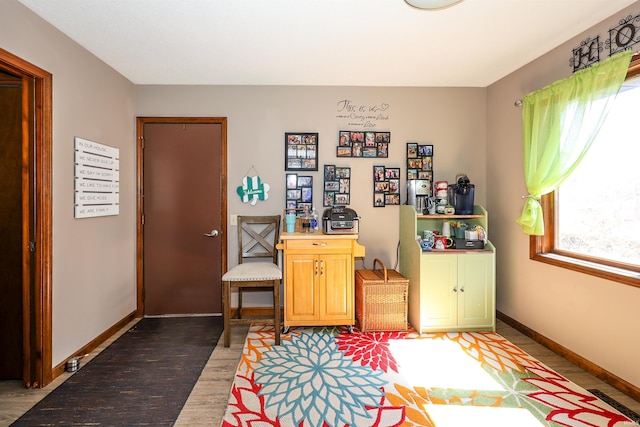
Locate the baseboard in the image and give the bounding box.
[497,311,640,403]
[52,310,139,379]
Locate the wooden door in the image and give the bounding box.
[0,72,24,380]
[140,119,226,315]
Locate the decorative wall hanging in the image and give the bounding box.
[337,131,390,158]
[569,12,640,72]
[607,13,640,55]
[74,137,120,218]
[323,165,350,207]
[373,165,400,207]
[285,132,318,171]
[571,36,601,72]
[237,175,270,205]
[285,173,313,212]
[406,143,433,191]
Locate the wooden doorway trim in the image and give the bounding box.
[135,117,228,316]
[0,48,53,388]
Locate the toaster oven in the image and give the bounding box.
[322,206,359,234]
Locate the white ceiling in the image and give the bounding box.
[18,0,638,87]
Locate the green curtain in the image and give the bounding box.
[516,50,632,235]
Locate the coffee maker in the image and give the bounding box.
[407,180,432,214]
[448,174,475,215]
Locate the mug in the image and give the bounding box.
[434,235,453,250]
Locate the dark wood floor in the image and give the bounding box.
[1,319,638,426]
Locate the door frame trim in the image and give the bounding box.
[135,117,228,316]
[0,48,53,388]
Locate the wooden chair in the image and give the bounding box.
[222,215,281,347]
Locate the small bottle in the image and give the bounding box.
[310,206,319,231]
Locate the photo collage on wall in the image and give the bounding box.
[323,165,351,207]
[373,165,401,207]
[337,131,390,158]
[406,142,434,195]
[285,132,318,171]
[286,173,313,213]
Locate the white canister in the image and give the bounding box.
[442,221,451,237]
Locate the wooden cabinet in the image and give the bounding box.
[280,232,365,328]
[400,205,496,333]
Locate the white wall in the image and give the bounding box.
[0,0,137,367]
[135,85,487,306]
[487,2,640,388]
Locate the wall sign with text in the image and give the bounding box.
[74,137,120,218]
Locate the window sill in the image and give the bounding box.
[532,252,640,288]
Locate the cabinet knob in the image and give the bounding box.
[453,287,458,292]
[460,288,465,292]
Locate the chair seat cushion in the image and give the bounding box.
[222,262,282,281]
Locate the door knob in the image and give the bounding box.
[204,230,219,237]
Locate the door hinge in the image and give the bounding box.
[141,214,145,225]
[29,241,36,252]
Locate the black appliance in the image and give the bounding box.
[322,206,359,234]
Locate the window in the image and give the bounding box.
[531,56,640,288]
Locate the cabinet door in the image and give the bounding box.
[457,253,494,328]
[420,255,457,329]
[284,254,318,321]
[319,253,353,321]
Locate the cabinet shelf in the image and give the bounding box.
[399,204,496,334]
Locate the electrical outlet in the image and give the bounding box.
[230,214,238,226]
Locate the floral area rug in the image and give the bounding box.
[221,325,634,427]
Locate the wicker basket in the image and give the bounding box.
[355,258,408,332]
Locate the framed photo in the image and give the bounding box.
[375,132,390,143]
[337,146,352,157]
[335,193,349,205]
[337,130,391,158]
[325,181,339,191]
[285,132,318,171]
[385,193,400,205]
[323,191,335,207]
[301,187,313,203]
[419,144,433,157]
[418,170,433,180]
[324,164,336,181]
[363,147,377,157]
[377,142,388,157]
[287,189,301,200]
[364,132,376,147]
[285,173,313,209]
[286,173,298,189]
[388,178,400,194]
[385,168,400,179]
[339,131,351,146]
[352,142,363,157]
[407,143,418,158]
[297,176,312,187]
[373,166,385,182]
[323,165,350,206]
[406,143,434,186]
[336,167,350,178]
[374,192,385,207]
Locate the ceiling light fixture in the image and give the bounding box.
[404,0,463,10]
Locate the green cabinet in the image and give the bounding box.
[400,205,496,333]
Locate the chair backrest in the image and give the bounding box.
[236,215,281,265]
